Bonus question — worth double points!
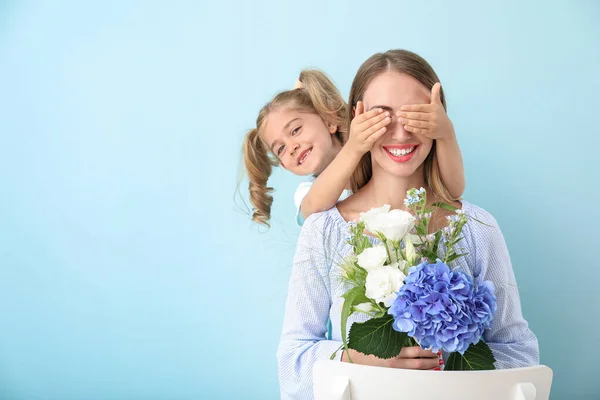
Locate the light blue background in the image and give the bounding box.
[1,1,598,399]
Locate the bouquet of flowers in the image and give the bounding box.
[334,188,497,370]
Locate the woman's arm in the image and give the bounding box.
[277,213,343,399]
[470,209,540,368]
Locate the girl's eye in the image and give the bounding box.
[277,145,285,156]
[292,126,301,136]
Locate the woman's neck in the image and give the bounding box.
[362,165,427,211]
[338,165,429,222]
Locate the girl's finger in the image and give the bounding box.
[353,104,383,124]
[396,111,430,121]
[366,126,388,143]
[400,104,433,112]
[430,82,443,105]
[400,118,429,129]
[360,110,391,129]
[355,100,365,116]
[363,115,392,136]
[404,124,427,135]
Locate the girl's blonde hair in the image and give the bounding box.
[347,49,455,204]
[242,69,348,226]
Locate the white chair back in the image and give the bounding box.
[313,360,553,400]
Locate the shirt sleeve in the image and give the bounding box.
[468,208,540,369]
[277,212,343,400]
[294,181,313,227]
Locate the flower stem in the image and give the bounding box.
[383,238,393,264]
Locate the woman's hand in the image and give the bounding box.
[342,346,443,370]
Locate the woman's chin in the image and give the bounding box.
[376,160,422,178]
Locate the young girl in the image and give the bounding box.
[276,50,539,400]
[242,68,465,227]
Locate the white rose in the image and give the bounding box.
[356,246,388,271]
[360,205,416,242]
[359,204,391,227]
[365,265,406,307]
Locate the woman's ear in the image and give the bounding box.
[352,100,364,118]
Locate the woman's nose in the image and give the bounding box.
[390,116,412,140]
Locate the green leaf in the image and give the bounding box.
[432,202,458,212]
[360,237,371,252]
[330,343,345,360]
[340,287,369,363]
[432,230,443,256]
[468,216,493,227]
[444,341,496,371]
[352,236,372,256]
[349,221,373,255]
[432,202,493,228]
[445,252,469,264]
[348,314,411,359]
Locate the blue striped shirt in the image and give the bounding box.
[276,201,539,399]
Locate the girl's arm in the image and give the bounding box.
[298,146,361,220]
[299,103,391,221]
[435,133,465,199]
[397,82,465,199]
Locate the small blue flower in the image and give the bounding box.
[389,260,497,354]
[404,196,419,207]
[447,215,460,223]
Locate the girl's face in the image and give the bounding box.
[261,108,340,176]
[361,70,434,179]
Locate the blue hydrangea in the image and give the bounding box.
[388,260,497,354]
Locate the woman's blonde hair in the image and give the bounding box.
[347,49,455,204]
[242,69,348,226]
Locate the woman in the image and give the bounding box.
[276,50,539,400]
